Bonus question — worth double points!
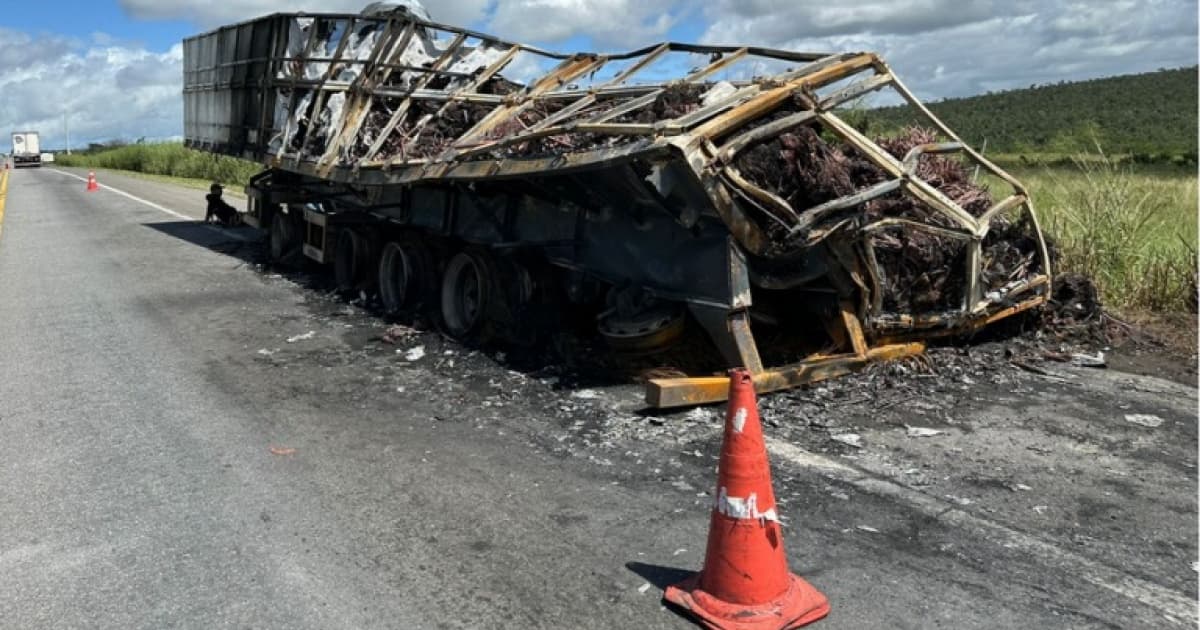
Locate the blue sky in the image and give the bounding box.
[1,1,1195,149]
[2,2,191,51]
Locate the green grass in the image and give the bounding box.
[57,142,261,191]
[990,156,1197,313]
[73,169,249,198]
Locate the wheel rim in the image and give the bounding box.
[441,252,487,338]
[379,242,412,314]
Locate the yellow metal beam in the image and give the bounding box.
[645,342,926,408]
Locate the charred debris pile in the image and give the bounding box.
[296,77,1043,314]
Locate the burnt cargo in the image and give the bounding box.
[183,4,1051,406]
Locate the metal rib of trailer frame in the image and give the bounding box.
[883,64,1052,286]
[316,17,419,172]
[521,44,674,133]
[437,54,608,156]
[297,17,361,160]
[358,31,468,163]
[393,44,522,153]
[271,17,326,162]
[444,46,754,160]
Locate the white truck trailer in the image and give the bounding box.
[11,131,41,167]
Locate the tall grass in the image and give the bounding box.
[57,142,261,190]
[1009,154,1197,313]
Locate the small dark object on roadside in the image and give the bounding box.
[205,183,243,227]
[1046,272,1101,324]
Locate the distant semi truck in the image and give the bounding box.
[11,132,41,167]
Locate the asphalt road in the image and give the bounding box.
[0,166,1195,629]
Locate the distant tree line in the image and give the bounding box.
[866,66,1198,163]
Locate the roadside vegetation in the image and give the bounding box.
[871,66,1198,163]
[995,155,1197,315]
[56,142,260,190]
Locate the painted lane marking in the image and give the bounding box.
[765,437,1198,626]
[48,168,192,220]
[46,168,258,243]
[0,169,9,241]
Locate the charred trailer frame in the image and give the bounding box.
[183,8,1051,407]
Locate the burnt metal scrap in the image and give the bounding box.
[183,5,1051,407]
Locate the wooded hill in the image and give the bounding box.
[867,66,1198,158]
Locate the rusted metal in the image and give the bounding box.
[184,7,1052,406]
[646,343,926,408]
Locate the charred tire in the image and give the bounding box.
[334,229,376,294]
[598,302,687,354]
[440,249,494,340]
[269,211,301,266]
[378,235,438,316]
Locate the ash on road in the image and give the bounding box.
[0,167,1195,629]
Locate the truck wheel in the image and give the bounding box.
[269,211,300,266]
[378,235,436,315]
[440,249,494,340]
[598,301,686,354]
[334,229,376,294]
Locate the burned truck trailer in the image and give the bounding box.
[182,5,1051,407]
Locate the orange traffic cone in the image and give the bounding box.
[664,368,829,629]
[86,171,98,192]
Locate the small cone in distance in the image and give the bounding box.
[86,171,98,192]
[664,368,829,629]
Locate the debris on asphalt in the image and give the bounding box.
[571,389,601,400]
[637,582,652,594]
[1010,359,1074,382]
[269,446,297,456]
[286,331,315,343]
[831,433,864,448]
[1124,414,1165,428]
[403,345,426,361]
[380,324,418,344]
[856,525,880,533]
[905,426,946,438]
[1071,351,1107,368]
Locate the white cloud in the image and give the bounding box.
[700,0,1010,43]
[487,0,681,48]
[699,0,1198,99]
[5,1,1193,148]
[0,29,183,148]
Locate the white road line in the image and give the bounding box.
[48,168,193,220]
[47,168,259,243]
[766,438,1198,626]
